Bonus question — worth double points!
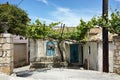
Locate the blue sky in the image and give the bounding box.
[1,0,120,26]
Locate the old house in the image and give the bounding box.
[29,26,120,74]
[82,27,117,72]
[29,39,61,68]
[29,39,84,68]
[61,41,83,67]
[29,27,84,68]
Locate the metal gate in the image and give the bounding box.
[70,44,79,63]
[14,43,28,67]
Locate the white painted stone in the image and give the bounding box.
[30,39,36,61]
[0,33,13,75]
[0,38,4,43]
[0,37,12,43]
[114,65,120,68]
[117,56,120,60]
[2,43,12,49]
[0,57,11,63]
[1,33,12,38]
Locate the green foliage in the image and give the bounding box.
[88,10,120,34]
[70,19,95,41]
[49,19,96,41]
[27,10,120,41]
[27,19,60,39]
[109,11,120,34]
[0,3,29,36]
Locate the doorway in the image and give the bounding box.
[70,44,79,63]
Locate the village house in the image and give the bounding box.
[81,27,116,72]
[29,27,83,68]
[29,27,120,74]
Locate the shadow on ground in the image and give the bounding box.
[16,68,51,77]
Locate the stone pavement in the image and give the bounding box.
[0,66,120,80]
[14,66,120,80]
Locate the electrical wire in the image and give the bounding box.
[18,0,24,6]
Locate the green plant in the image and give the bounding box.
[0,3,29,36]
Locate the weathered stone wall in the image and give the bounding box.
[113,36,120,74]
[0,33,13,75]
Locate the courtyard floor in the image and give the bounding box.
[0,66,120,80]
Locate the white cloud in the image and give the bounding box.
[51,7,96,26]
[37,0,48,5]
[51,7,80,26]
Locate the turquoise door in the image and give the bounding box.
[70,44,79,63]
[46,41,55,56]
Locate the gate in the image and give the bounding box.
[70,44,79,63]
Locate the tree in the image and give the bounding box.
[27,19,60,39]
[69,19,95,41]
[88,10,120,35]
[0,3,29,36]
[109,11,120,34]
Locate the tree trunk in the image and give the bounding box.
[58,40,64,62]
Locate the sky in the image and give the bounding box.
[0,0,120,26]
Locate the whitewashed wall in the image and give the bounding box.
[30,40,83,65]
[29,39,60,62]
[83,41,114,72]
[109,42,114,72]
[83,42,98,70]
[97,42,102,72]
[98,42,114,72]
[29,39,36,62]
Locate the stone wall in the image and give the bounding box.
[0,33,13,75]
[113,36,120,74]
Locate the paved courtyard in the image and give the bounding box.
[0,66,120,80]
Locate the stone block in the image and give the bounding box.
[0,65,13,75]
[0,51,7,57]
[0,38,12,43]
[5,37,13,43]
[0,44,3,49]
[114,52,119,56]
[117,46,120,50]
[114,49,119,55]
[0,50,13,57]
[115,68,120,74]
[6,50,13,57]
[117,56,120,60]
[0,33,13,75]
[113,64,120,68]
[114,60,119,65]
[2,43,13,50]
[119,51,120,56]
[0,62,13,67]
[0,38,4,43]
[1,33,12,38]
[114,56,118,61]
[118,42,120,45]
[0,57,11,64]
[113,36,120,42]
